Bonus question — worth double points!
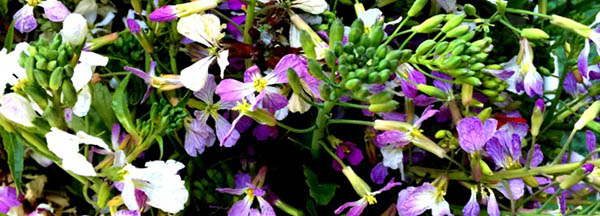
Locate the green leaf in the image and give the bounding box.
[0,129,24,192]
[303,166,338,205]
[111,75,137,138]
[3,20,14,50]
[91,83,116,129]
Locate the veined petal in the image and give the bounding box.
[578,40,590,79]
[72,86,92,117]
[413,105,438,128]
[292,0,329,15]
[462,188,480,216]
[287,93,311,113]
[39,0,71,22]
[121,178,139,211]
[458,117,497,154]
[13,5,37,33]
[0,93,37,127]
[177,13,224,47]
[396,183,438,216]
[181,56,213,92]
[257,197,276,216]
[334,199,367,216]
[523,69,543,97]
[193,74,217,103]
[487,189,500,216]
[0,186,21,214]
[217,50,230,78]
[228,196,253,216]
[184,113,216,156]
[495,179,524,200]
[60,152,98,176]
[215,79,254,102]
[215,114,240,147]
[381,145,405,170]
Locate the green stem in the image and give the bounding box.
[243,0,256,67]
[551,129,577,165]
[384,18,410,45]
[276,121,316,133]
[310,102,335,158]
[399,32,417,50]
[539,0,548,14]
[211,9,243,31]
[98,72,131,77]
[498,18,521,35]
[536,189,562,213]
[335,102,369,109]
[505,8,552,19]
[327,119,375,127]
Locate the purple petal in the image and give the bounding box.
[215,79,254,102]
[373,180,401,194]
[458,117,498,154]
[111,124,121,148]
[487,191,500,216]
[124,66,151,82]
[413,94,437,107]
[334,199,367,216]
[400,79,418,99]
[261,92,288,111]
[413,105,438,128]
[13,6,37,33]
[462,189,480,216]
[257,197,276,216]
[273,54,308,83]
[563,72,586,96]
[228,197,253,216]
[396,183,437,216]
[370,163,388,185]
[243,65,262,83]
[586,130,597,159]
[252,125,278,141]
[527,144,544,167]
[40,0,70,22]
[496,179,524,200]
[216,187,246,196]
[215,114,240,147]
[115,210,141,216]
[523,70,544,97]
[432,71,453,93]
[485,137,506,168]
[376,131,410,148]
[127,18,141,34]
[0,186,21,214]
[184,114,216,156]
[194,74,217,103]
[582,163,595,174]
[381,112,406,121]
[559,191,567,215]
[149,5,177,22]
[221,0,245,10]
[578,40,590,79]
[345,142,364,166]
[234,173,252,189]
[435,105,451,123]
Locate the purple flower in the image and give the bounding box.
[252,125,278,141]
[463,188,480,216]
[126,18,141,34]
[149,1,220,22]
[115,210,141,216]
[185,75,240,156]
[534,98,545,112]
[457,117,498,154]
[124,61,183,103]
[216,167,275,216]
[559,191,568,215]
[486,189,500,216]
[370,163,388,185]
[216,65,288,112]
[586,130,597,159]
[563,72,587,96]
[335,180,401,216]
[582,163,595,174]
[274,54,321,99]
[396,182,451,216]
[227,15,246,41]
[332,141,364,171]
[485,130,522,169]
[13,0,70,33]
[0,186,21,213]
[149,6,177,22]
[495,178,525,200]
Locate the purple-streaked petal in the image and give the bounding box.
[586,130,597,159]
[432,71,453,93]
[124,66,151,82]
[376,131,410,147]
[373,180,401,195]
[370,163,388,185]
[458,117,498,154]
[582,163,595,174]
[252,125,278,141]
[413,105,438,128]
[111,124,121,148]
[334,199,367,216]
[215,79,254,102]
[578,40,590,79]
[40,0,70,22]
[381,112,406,121]
[115,210,141,216]
[13,6,38,33]
[523,70,544,97]
[435,105,451,123]
[215,114,240,147]
[216,187,246,196]
[243,65,262,83]
[487,190,500,216]
[559,191,567,215]
[534,98,545,112]
[273,54,308,83]
[413,94,437,107]
[400,79,418,99]
[485,137,506,168]
[235,173,252,189]
[463,189,480,216]
[149,5,177,22]
[257,197,276,216]
[563,72,586,96]
[0,186,21,214]
[528,144,544,167]
[496,178,524,200]
[193,74,217,103]
[127,18,141,34]
[184,114,216,156]
[396,183,437,216]
[261,92,288,111]
[228,196,253,216]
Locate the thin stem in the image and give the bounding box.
[498,18,521,35]
[243,0,256,67]
[506,8,552,19]
[399,32,417,50]
[525,135,537,168]
[551,129,577,165]
[99,72,130,77]
[536,189,562,213]
[276,121,316,133]
[320,141,344,166]
[211,9,243,31]
[383,18,410,45]
[335,102,369,110]
[327,119,375,127]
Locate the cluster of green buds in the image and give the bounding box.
[409,14,508,101]
[106,32,145,65]
[434,130,458,150]
[141,98,188,136]
[17,35,77,128]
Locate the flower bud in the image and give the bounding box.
[463,4,477,16]
[328,19,344,47]
[149,0,221,22]
[559,163,595,190]
[477,107,493,121]
[574,101,600,131]
[246,108,277,126]
[520,28,550,40]
[479,159,494,176]
[550,15,592,38]
[374,120,412,131]
[61,13,89,46]
[368,101,399,113]
[407,0,428,17]
[417,84,447,99]
[342,166,372,197]
[84,33,118,51]
[446,25,470,38]
[415,39,436,56]
[461,84,473,106]
[412,14,445,33]
[441,14,465,33]
[531,98,545,137]
[48,67,65,91]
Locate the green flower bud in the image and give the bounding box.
[384,50,403,61]
[442,14,465,33]
[481,89,498,97]
[368,23,385,46]
[442,56,462,69]
[520,28,550,40]
[574,101,600,131]
[61,81,77,107]
[451,44,466,56]
[367,72,380,83]
[329,19,345,46]
[407,0,428,17]
[368,101,399,113]
[246,108,277,126]
[416,39,437,56]
[23,83,48,109]
[434,130,448,139]
[375,45,388,59]
[96,182,111,208]
[446,25,470,38]
[307,59,327,81]
[287,68,306,96]
[48,67,65,91]
[479,159,494,176]
[33,69,50,89]
[470,63,485,71]
[433,41,449,55]
[417,84,447,99]
[551,15,592,38]
[413,14,446,33]
[460,77,482,86]
[461,84,473,106]
[325,50,336,69]
[477,107,493,121]
[459,31,476,41]
[348,19,365,44]
[379,69,392,81]
[300,30,316,59]
[559,165,593,190]
[35,56,47,70]
[463,4,477,16]
[342,166,372,197]
[344,78,362,90]
[368,92,392,104]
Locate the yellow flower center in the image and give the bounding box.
[253,78,268,92]
[27,0,41,6]
[365,195,377,205]
[233,100,252,113]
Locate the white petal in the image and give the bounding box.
[30,152,53,167]
[177,14,224,47]
[76,129,111,151]
[74,0,98,24]
[289,25,301,48]
[121,176,140,211]
[287,93,311,113]
[72,62,92,91]
[73,86,92,117]
[0,93,37,127]
[216,50,229,78]
[61,13,89,46]
[180,56,213,92]
[381,145,403,170]
[431,200,452,216]
[79,51,109,66]
[358,9,383,28]
[292,0,328,14]
[61,153,98,176]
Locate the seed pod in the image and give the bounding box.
[413,14,445,33]
[368,101,399,113]
[470,63,485,71]
[446,25,470,38]
[348,19,365,44]
[417,84,447,99]
[344,78,362,90]
[460,77,482,86]
[368,92,392,104]
[442,14,465,33]
[329,19,345,46]
[300,30,316,59]
[407,0,428,17]
[416,39,437,56]
[433,41,449,55]
[61,80,77,107]
[521,28,550,40]
[464,4,477,16]
[49,67,65,91]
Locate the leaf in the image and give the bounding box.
[111,75,137,138]
[3,21,14,50]
[303,166,338,206]
[0,129,24,192]
[91,83,116,129]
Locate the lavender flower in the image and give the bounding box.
[0,186,21,214]
[457,117,497,154]
[332,141,364,171]
[587,130,597,159]
[216,167,276,216]
[396,182,451,216]
[13,0,70,33]
[124,61,183,103]
[563,72,587,96]
[370,163,388,185]
[149,0,220,22]
[463,187,480,216]
[335,179,400,216]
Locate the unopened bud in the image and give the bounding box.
[551,15,592,38]
[413,15,445,33]
[342,166,372,197]
[417,84,447,99]
[574,101,600,131]
[520,28,550,40]
[407,0,428,17]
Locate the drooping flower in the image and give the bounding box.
[216,167,276,216]
[568,11,600,80]
[0,186,21,214]
[13,0,70,33]
[586,130,597,160]
[396,180,452,216]
[45,127,112,176]
[71,51,108,117]
[149,0,221,22]
[486,39,543,97]
[563,72,587,97]
[457,117,497,154]
[177,13,229,91]
[120,160,189,214]
[184,74,240,156]
[216,65,288,112]
[124,61,183,103]
[335,166,401,216]
[495,178,525,200]
[61,13,89,46]
[463,187,480,216]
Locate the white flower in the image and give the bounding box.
[71,51,108,117]
[0,93,37,127]
[61,13,89,46]
[121,160,188,214]
[177,13,229,91]
[288,93,311,113]
[291,0,328,14]
[0,42,30,93]
[45,128,111,176]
